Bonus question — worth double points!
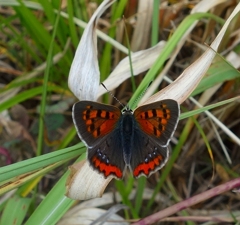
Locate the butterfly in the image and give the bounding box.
[72,99,179,179]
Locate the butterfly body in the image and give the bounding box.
[73,99,179,179]
[118,108,136,164]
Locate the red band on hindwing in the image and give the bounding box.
[91,156,123,179]
[133,155,163,177]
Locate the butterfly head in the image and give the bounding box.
[122,105,133,115]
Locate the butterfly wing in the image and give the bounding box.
[134,99,179,147]
[130,130,169,178]
[87,129,126,179]
[130,99,179,178]
[72,101,121,147]
[72,101,125,179]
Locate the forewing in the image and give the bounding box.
[130,129,169,178]
[88,129,126,179]
[72,101,121,147]
[134,99,179,147]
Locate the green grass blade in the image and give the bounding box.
[0,144,83,185]
[37,6,61,156]
[0,14,42,65]
[0,85,63,113]
[24,161,78,225]
[0,77,39,93]
[151,0,160,46]
[0,195,31,225]
[24,154,86,225]
[13,1,51,55]
[180,96,240,120]
[134,177,146,215]
[115,178,138,218]
[67,0,79,48]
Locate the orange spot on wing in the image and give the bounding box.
[85,110,98,119]
[133,155,163,177]
[148,110,154,118]
[85,119,93,125]
[92,156,123,179]
[139,120,155,134]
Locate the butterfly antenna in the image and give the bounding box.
[131,81,153,108]
[101,83,126,108]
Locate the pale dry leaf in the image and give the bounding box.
[66,160,112,200]
[131,0,153,51]
[57,208,128,225]
[210,121,231,164]
[226,51,240,68]
[190,97,240,146]
[90,204,128,225]
[63,189,166,222]
[68,0,116,101]
[66,188,165,211]
[97,41,166,97]
[190,0,228,14]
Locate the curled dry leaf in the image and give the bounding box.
[67,0,240,200]
[68,0,116,101]
[66,160,112,200]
